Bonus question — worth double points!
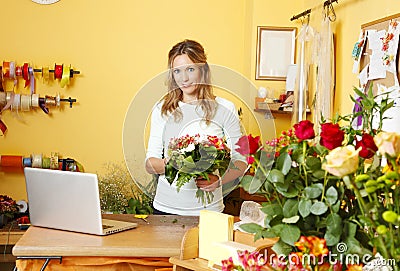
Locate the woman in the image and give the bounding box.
[145,39,247,215]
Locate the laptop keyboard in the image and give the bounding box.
[102,224,113,230]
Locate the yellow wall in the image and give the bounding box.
[2,0,400,201]
[0,0,301,200]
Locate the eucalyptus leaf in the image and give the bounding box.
[304,184,322,199]
[298,199,312,218]
[324,231,340,246]
[310,201,328,215]
[306,156,321,171]
[277,185,299,198]
[326,213,342,234]
[280,224,301,246]
[239,222,264,234]
[282,215,300,224]
[312,169,326,179]
[260,204,283,217]
[272,240,293,256]
[326,186,338,205]
[283,199,298,218]
[267,169,285,184]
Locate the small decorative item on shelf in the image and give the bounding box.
[0,194,19,228]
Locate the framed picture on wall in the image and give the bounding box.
[256,26,296,80]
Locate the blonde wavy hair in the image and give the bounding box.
[162,39,216,124]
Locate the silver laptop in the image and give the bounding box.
[24,167,138,235]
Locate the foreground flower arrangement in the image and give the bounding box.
[235,87,399,270]
[164,134,231,205]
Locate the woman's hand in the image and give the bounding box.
[195,174,221,192]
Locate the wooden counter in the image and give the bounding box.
[13,215,199,258]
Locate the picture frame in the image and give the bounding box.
[256,26,297,80]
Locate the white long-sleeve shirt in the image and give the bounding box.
[146,97,245,215]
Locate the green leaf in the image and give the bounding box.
[304,184,322,199]
[331,200,340,213]
[312,169,326,179]
[292,148,304,164]
[326,213,342,233]
[277,152,292,175]
[298,199,312,218]
[283,199,298,218]
[306,156,321,171]
[272,240,293,256]
[267,169,285,184]
[260,204,283,217]
[278,185,299,198]
[310,201,328,215]
[239,222,264,233]
[324,231,341,246]
[248,176,264,194]
[326,186,338,205]
[282,215,300,224]
[280,224,301,246]
[240,175,258,193]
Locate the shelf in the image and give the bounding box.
[254,108,292,114]
[254,108,311,115]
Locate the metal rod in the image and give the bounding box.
[290,0,338,21]
[290,9,311,21]
[324,0,338,7]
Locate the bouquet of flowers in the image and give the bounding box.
[164,134,231,206]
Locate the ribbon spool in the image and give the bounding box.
[2,61,10,78]
[11,93,20,111]
[60,64,70,88]
[20,95,31,111]
[54,64,63,79]
[42,157,51,169]
[31,93,39,108]
[42,67,50,82]
[0,92,6,110]
[23,157,32,167]
[0,155,23,168]
[15,66,22,77]
[31,154,42,168]
[9,62,16,79]
[50,152,59,169]
[16,200,28,213]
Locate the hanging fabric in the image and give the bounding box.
[292,16,314,124]
[313,5,335,132]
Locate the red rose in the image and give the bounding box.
[235,134,260,155]
[294,120,315,140]
[356,133,378,159]
[320,123,344,150]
